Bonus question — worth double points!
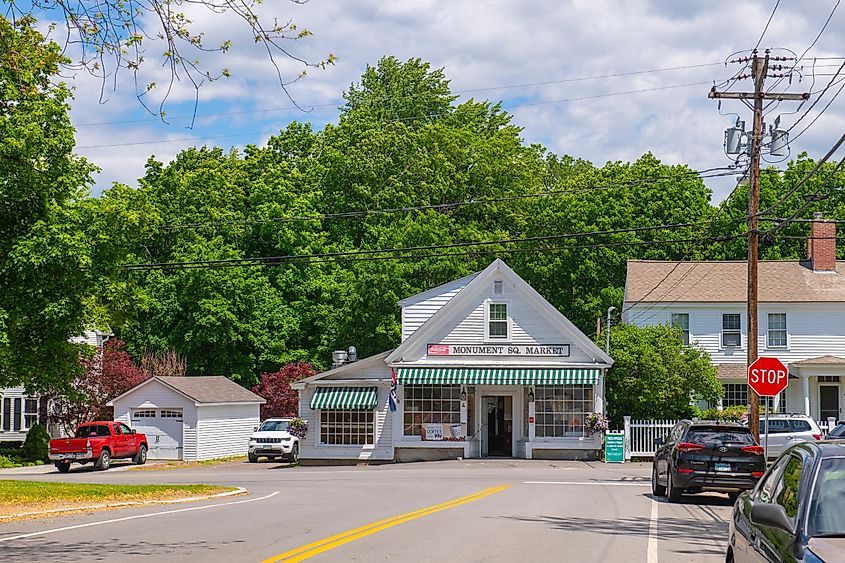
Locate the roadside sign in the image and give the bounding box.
[605,431,624,463]
[748,357,789,397]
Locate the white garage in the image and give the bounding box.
[108,376,265,461]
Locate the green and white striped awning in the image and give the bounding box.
[396,368,599,385]
[310,386,378,410]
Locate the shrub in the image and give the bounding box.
[697,405,748,423]
[0,455,15,468]
[21,422,50,462]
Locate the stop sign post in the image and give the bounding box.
[748,357,789,459]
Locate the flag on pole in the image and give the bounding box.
[389,368,398,412]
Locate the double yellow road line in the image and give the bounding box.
[262,484,511,563]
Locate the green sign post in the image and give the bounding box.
[605,431,625,463]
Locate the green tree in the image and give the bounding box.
[603,323,722,423]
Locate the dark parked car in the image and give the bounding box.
[828,423,845,439]
[652,420,766,503]
[727,441,845,563]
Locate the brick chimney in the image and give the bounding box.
[807,212,837,272]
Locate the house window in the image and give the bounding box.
[767,313,787,348]
[722,314,742,347]
[403,385,461,437]
[132,409,156,418]
[671,313,690,345]
[488,303,509,339]
[22,398,38,430]
[320,410,374,445]
[722,383,748,408]
[1,398,10,432]
[159,410,182,419]
[534,385,593,438]
[764,390,787,413]
[13,398,21,432]
[819,376,840,383]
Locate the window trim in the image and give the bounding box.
[402,385,462,438]
[21,397,39,431]
[766,312,788,349]
[533,385,594,439]
[485,301,511,341]
[318,409,375,446]
[671,313,691,346]
[721,313,742,349]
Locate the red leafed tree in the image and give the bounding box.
[251,361,316,420]
[50,339,149,434]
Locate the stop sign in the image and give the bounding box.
[748,357,789,397]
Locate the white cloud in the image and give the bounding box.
[64,0,845,201]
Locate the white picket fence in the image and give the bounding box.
[622,417,677,460]
[621,415,841,460]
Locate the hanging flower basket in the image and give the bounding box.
[584,413,609,436]
[289,417,308,439]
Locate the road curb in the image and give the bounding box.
[0,486,248,520]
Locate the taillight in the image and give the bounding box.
[676,442,705,452]
[812,434,822,441]
[741,445,765,455]
[676,468,694,474]
[752,471,765,478]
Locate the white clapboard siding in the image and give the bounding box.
[298,384,394,461]
[625,302,845,364]
[400,273,478,341]
[195,404,259,461]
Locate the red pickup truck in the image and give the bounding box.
[49,421,148,473]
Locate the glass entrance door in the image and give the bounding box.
[819,385,841,421]
[482,396,513,457]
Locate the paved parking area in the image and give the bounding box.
[0,460,733,562]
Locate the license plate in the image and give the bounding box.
[715,463,731,472]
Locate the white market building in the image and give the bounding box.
[292,259,613,463]
[109,376,265,461]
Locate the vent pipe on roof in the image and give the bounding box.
[331,346,358,369]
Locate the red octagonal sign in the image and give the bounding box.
[748,357,789,397]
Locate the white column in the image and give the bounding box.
[803,375,811,417]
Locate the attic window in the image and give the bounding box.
[488,303,509,339]
[493,281,503,295]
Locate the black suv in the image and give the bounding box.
[652,420,766,503]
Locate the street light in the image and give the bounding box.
[606,306,616,355]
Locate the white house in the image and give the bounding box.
[108,376,265,461]
[0,329,111,441]
[623,215,845,424]
[292,259,613,463]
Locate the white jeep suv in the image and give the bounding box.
[248,418,299,463]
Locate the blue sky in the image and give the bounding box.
[59,1,845,200]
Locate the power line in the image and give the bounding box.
[755,0,781,50]
[123,221,724,271]
[157,167,739,231]
[75,80,717,150]
[73,62,727,128]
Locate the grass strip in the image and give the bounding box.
[0,480,232,504]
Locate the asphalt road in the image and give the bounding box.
[0,460,733,562]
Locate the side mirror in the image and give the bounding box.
[654,437,665,447]
[254,426,258,432]
[131,429,137,435]
[751,502,794,535]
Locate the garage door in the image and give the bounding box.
[130,409,184,460]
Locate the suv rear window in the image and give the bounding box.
[790,420,812,432]
[685,427,755,445]
[760,419,791,434]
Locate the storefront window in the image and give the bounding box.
[320,410,374,445]
[403,385,461,437]
[534,385,593,438]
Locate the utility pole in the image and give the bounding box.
[709,49,808,442]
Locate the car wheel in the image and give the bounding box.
[666,469,682,502]
[289,443,299,463]
[248,452,258,463]
[728,491,741,504]
[95,449,111,471]
[652,464,666,497]
[134,445,147,465]
[55,462,71,474]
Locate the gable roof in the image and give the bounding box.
[398,272,479,307]
[625,260,845,303]
[791,355,845,366]
[290,351,393,389]
[386,259,613,366]
[108,376,265,406]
